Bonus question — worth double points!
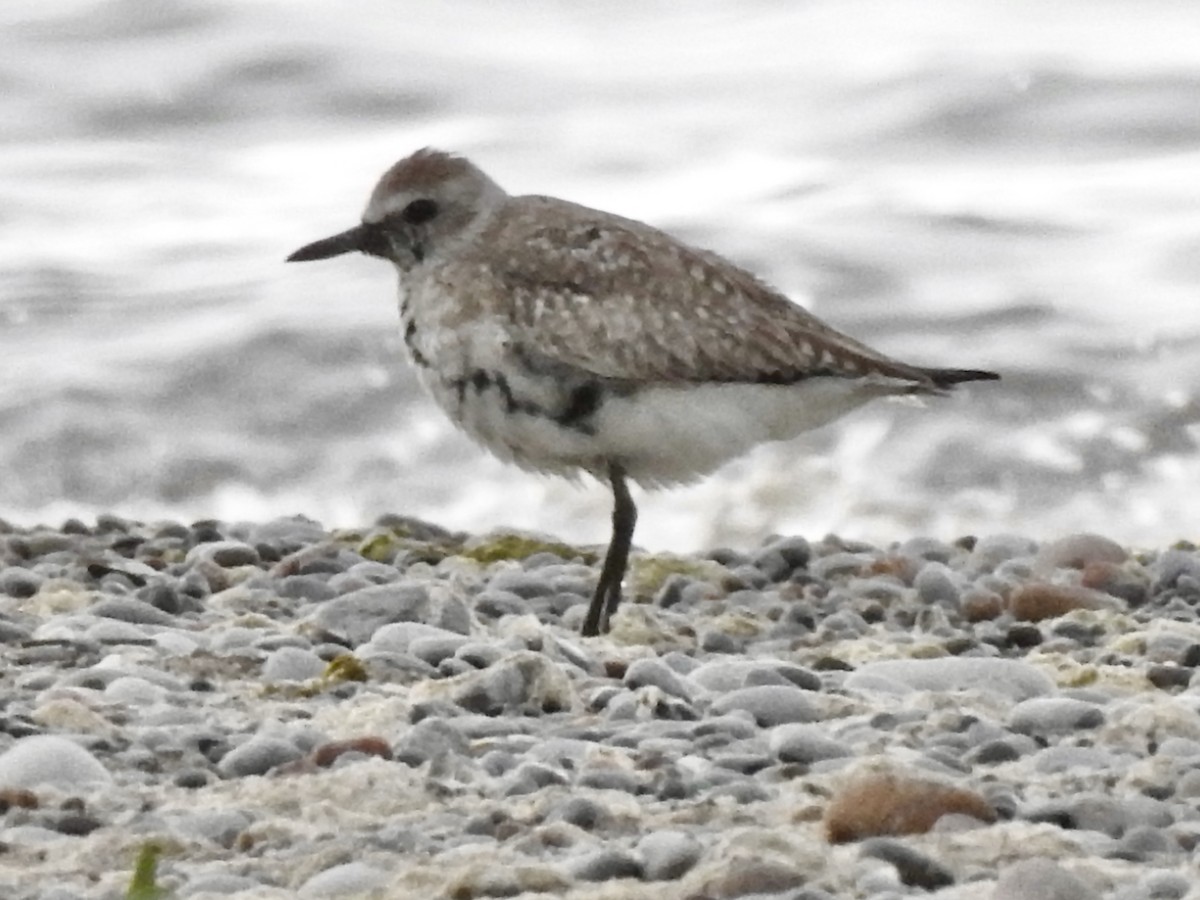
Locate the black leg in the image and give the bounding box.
[581,463,637,636]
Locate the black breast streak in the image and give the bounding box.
[403,320,430,368]
[442,366,603,436]
[446,368,542,418]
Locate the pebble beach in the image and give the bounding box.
[1,514,1198,899]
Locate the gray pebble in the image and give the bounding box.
[411,634,473,666]
[1031,746,1123,774]
[0,567,42,598]
[698,629,740,653]
[846,658,1055,700]
[636,829,702,880]
[472,589,532,619]
[992,857,1098,900]
[0,735,112,788]
[1109,825,1171,861]
[84,619,153,645]
[103,675,167,705]
[454,641,505,668]
[394,718,468,767]
[262,646,325,682]
[89,597,177,626]
[435,594,473,634]
[275,575,337,602]
[1131,871,1192,900]
[0,618,32,643]
[689,659,819,692]
[299,862,389,897]
[970,534,1038,570]
[167,808,252,847]
[1026,793,1160,838]
[569,848,642,882]
[174,769,210,789]
[187,873,266,894]
[811,551,873,580]
[898,536,956,563]
[246,515,329,548]
[487,568,555,598]
[310,582,432,645]
[709,685,818,726]
[624,657,697,702]
[1150,549,1200,590]
[967,736,1038,765]
[218,736,304,777]
[1009,697,1105,735]
[368,621,465,654]
[768,723,852,764]
[577,768,642,794]
[551,796,612,831]
[753,535,811,578]
[914,562,961,606]
[860,838,953,889]
[453,652,572,715]
[185,540,261,567]
[503,761,568,796]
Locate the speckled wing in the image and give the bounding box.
[479,196,939,389]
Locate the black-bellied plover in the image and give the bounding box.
[288,148,999,636]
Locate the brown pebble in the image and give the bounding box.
[311,736,393,768]
[603,658,628,679]
[961,589,1005,622]
[688,856,806,899]
[1008,583,1108,622]
[867,555,920,584]
[0,788,38,812]
[824,772,996,843]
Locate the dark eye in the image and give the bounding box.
[400,198,439,224]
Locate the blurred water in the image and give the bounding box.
[2,0,1199,550]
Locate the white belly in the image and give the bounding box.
[419,368,905,488]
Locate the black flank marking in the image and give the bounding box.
[556,382,602,430]
[584,226,601,242]
[752,369,845,385]
[470,369,491,392]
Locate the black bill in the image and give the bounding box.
[286,225,369,262]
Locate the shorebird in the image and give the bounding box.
[287,149,998,636]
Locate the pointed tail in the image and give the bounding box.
[922,367,1000,389]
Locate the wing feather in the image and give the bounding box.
[469,195,938,389]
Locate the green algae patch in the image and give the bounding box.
[461,532,595,565]
[262,653,370,698]
[346,526,463,565]
[630,553,727,599]
[324,653,369,684]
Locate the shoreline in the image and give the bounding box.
[0,514,1196,898]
